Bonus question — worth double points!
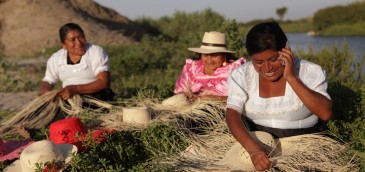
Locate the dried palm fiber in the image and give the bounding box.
[98,97,226,133]
[0,91,113,136]
[270,133,361,171]
[172,130,361,172]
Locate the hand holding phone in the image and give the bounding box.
[280,41,290,66]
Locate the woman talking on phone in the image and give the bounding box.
[225,21,332,171]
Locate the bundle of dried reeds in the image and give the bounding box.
[98,97,227,133]
[272,133,361,171]
[0,91,113,136]
[177,132,362,172]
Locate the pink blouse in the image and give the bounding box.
[174,58,246,96]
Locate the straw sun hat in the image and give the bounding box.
[161,93,189,106]
[122,106,151,123]
[220,131,348,171]
[221,131,276,171]
[4,140,77,172]
[188,31,235,54]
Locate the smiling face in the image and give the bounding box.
[201,53,226,75]
[251,49,284,82]
[61,29,87,57]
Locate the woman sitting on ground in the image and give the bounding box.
[225,21,332,171]
[173,31,246,102]
[17,22,115,139]
[40,22,114,102]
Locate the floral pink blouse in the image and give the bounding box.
[174,58,246,96]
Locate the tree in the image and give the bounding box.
[276,6,287,21]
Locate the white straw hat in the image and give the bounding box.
[220,131,276,171]
[188,31,235,54]
[161,93,189,106]
[122,106,151,123]
[220,131,341,171]
[4,140,77,172]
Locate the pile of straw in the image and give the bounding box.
[99,97,362,171]
[271,133,361,171]
[171,133,361,171]
[0,91,113,136]
[0,92,361,171]
[99,98,227,132]
[119,98,362,171]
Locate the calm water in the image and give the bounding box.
[286,33,365,61]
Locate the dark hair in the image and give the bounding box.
[245,21,288,56]
[59,23,85,43]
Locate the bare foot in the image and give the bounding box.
[17,125,31,139]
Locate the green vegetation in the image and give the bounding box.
[320,21,365,36]
[0,7,365,171]
[313,2,365,35]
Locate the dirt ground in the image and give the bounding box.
[0,0,141,57]
[0,91,39,111]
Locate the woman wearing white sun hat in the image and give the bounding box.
[169,31,246,104]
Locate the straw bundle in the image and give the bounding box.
[175,132,361,172]
[98,98,227,133]
[0,91,59,135]
[271,133,361,171]
[98,97,361,171]
[0,91,113,136]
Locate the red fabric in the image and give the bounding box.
[0,139,33,162]
[49,117,114,151]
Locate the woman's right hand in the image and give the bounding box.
[186,93,199,102]
[250,150,272,171]
[57,85,78,100]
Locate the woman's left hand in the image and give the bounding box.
[278,43,296,80]
[57,85,78,100]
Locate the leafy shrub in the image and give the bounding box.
[66,130,148,171]
[141,123,189,157]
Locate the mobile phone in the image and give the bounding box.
[286,41,290,48]
[280,60,285,66]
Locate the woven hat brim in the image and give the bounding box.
[220,131,275,171]
[162,94,189,106]
[4,143,77,172]
[188,47,235,54]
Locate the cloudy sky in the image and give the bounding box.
[94,0,355,22]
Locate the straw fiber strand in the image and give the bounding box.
[0,91,114,136]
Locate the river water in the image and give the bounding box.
[286,33,365,62]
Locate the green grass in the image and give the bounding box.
[320,21,365,36]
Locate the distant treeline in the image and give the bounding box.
[312,2,365,35]
[243,1,365,35]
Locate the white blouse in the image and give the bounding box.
[226,59,330,129]
[42,43,109,88]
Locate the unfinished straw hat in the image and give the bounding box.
[220,131,276,171]
[188,31,235,54]
[122,106,151,123]
[4,140,77,172]
[161,93,189,106]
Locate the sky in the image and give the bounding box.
[94,0,355,22]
